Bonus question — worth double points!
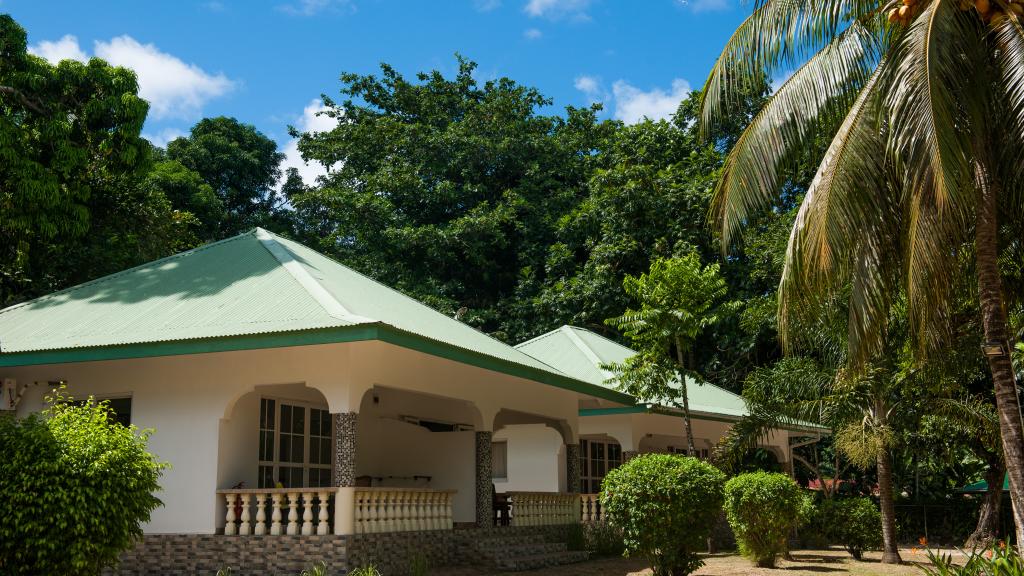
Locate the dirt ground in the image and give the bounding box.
[431,548,944,576]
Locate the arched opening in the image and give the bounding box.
[492,409,576,494]
[218,383,333,491]
[355,385,481,524]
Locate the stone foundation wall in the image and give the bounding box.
[106,525,578,576]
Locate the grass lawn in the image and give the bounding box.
[433,548,938,576]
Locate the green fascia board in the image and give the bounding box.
[580,403,830,433]
[0,324,636,405]
[579,406,649,416]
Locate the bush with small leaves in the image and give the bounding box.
[821,497,882,559]
[723,472,803,568]
[0,392,166,575]
[602,454,726,576]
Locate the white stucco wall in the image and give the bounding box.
[2,339,585,534]
[493,424,565,493]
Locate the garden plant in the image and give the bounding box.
[601,453,726,576]
[723,471,803,568]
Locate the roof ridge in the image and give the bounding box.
[253,229,375,325]
[257,230,573,376]
[0,231,258,317]
[560,326,615,382]
[513,327,564,348]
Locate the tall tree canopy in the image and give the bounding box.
[165,116,287,239]
[0,15,190,305]
[289,57,615,338]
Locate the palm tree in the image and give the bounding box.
[701,0,1024,549]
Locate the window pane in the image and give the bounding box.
[280,434,291,462]
[259,465,274,489]
[281,404,292,432]
[321,438,331,465]
[293,407,305,434]
[292,436,304,463]
[106,397,132,427]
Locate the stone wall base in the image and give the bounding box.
[106,525,577,576]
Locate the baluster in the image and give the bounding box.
[224,493,237,535]
[270,493,283,535]
[354,487,366,532]
[255,493,267,535]
[430,492,440,530]
[411,492,422,531]
[286,491,299,535]
[400,491,411,532]
[445,493,454,529]
[317,490,330,535]
[367,490,380,533]
[239,494,252,535]
[301,491,314,535]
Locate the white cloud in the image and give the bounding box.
[142,127,186,148]
[474,0,501,11]
[574,76,691,124]
[524,0,591,19]
[28,34,87,63]
[280,99,339,186]
[574,75,606,104]
[95,36,234,120]
[677,0,730,11]
[611,79,691,124]
[30,34,234,121]
[277,0,355,16]
[523,28,543,40]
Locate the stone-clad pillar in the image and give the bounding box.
[566,444,581,493]
[475,431,493,527]
[333,412,358,487]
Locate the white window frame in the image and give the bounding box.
[258,396,334,489]
[580,438,622,494]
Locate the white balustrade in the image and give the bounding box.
[218,489,335,537]
[580,494,604,523]
[217,487,454,537]
[350,488,454,534]
[507,492,581,526]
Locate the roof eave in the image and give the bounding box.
[0,324,636,405]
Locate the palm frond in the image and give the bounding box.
[778,65,892,361]
[700,0,881,132]
[711,21,882,248]
[990,14,1024,223]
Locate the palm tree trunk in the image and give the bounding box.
[967,456,1005,548]
[975,162,1024,546]
[674,337,697,456]
[877,449,903,564]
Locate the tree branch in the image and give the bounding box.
[0,85,47,115]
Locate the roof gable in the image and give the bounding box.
[516,325,749,419]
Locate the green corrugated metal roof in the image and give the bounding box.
[0,229,634,403]
[515,326,749,420]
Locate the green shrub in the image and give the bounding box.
[584,522,627,557]
[348,566,381,576]
[723,471,803,567]
[601,453,726,576]
[820,497,882,560]
[0,392,166,575]
[921,545,1024,576]
[795,493,829,549]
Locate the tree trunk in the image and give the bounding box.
[675,337,696,456]
[975,162,1024,546]
[877,449,903,564]
[967,457,1006,548]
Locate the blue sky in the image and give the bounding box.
[6,0,748,183]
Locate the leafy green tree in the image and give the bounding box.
[601,454,726,576]
[145,151,224,242]
[0,14,150,305]
[605,253,733,455]
[167,116,286,239]
[288,56,615,338]
[0,393,166,575]
[820,497,883,559]
[701,0,1024,543]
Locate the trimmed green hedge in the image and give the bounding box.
[602,454,726,576]
[723,471,803,567]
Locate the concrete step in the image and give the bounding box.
[495,550,590,572]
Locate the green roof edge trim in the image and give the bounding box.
[0,324,636,405]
